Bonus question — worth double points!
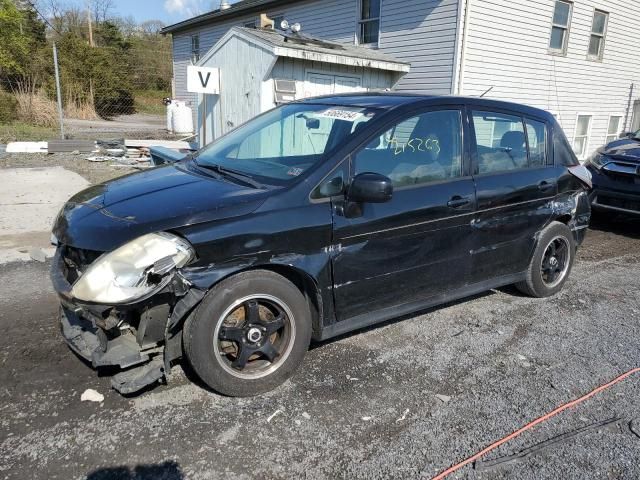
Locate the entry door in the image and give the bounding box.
[332,108,476,321]
[469,110,557,283]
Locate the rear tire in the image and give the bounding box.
[184,270,312,397]
[516,221,575,298]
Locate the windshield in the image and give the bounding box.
[193,103,380,185]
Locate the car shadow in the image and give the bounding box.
[310,290,496,349]
[86,460,184,480]
[589,212,640,239]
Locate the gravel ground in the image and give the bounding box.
[0,214,639,479]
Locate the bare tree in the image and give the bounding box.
[89,0,114,23]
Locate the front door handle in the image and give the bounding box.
[538,181,555,192]
[447,195,471,208]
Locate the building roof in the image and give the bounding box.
[208,27,410,73]
[161,0,296,34]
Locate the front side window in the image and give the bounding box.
[473,112,528,173]
[195,103,380,185]
[573,114,592,159]
[244,20,257,28]
[605,115,622,144]
[353,110,463,188]
[549,0,572,54]
[191,34,200,64]
[358,0,381,45]
[588,10,608,60]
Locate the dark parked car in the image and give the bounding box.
[51,94,592,397]
[586,129,640,215]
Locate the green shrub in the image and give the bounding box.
[0,90,19,123]
[94,87,136,118]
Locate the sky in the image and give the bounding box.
[67,0,241,26]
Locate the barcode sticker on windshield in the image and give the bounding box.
[318,109,364,122]
[287,167,304,177]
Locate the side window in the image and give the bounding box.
[525,119,547,167]
[353,110,463,188]
[473,111,528,173]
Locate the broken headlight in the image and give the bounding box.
[71,232,195,304]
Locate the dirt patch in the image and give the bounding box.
[0,153,133,185]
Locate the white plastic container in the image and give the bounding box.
[166,100,178,132]
[172,103,194,135]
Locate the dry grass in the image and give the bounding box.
[64,99,99,120]
[14,89,59,128]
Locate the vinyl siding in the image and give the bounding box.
[458,0,640,159]
[379,0,460,94]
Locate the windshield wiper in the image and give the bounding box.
[196,163,265,189]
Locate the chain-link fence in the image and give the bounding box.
[0,2,174,143]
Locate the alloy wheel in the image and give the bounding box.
[213,295,296,379]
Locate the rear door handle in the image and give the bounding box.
[538,181,555,192]
[447,195,471,208]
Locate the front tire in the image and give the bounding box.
[516,221,576,298]
[184,270,312,397]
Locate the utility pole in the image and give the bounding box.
[53,43,65,139]
[87,8,94,47]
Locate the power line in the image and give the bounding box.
[25,0,62,36]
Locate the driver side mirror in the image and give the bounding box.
[347,172,393,203]
[620,131,634,139]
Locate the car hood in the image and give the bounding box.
[53,163,270,251]
[601,138,640,163]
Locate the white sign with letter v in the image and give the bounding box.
[187,66,220,94]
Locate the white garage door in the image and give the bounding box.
[304,72,364,98]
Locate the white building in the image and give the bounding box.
[163,0,640,158]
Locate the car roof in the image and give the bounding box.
[297,92,553,120]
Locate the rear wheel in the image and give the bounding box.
[516,221,575,298]
[184,270,312,397]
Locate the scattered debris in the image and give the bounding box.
[435,394,451,404]
[630,418,640,439]
[80,389,104,403]
[395,409,410,423]
[346,375,359,381]
[28,248,46,263]
[517,354,527,361]
[361,416,373,421]
[474,417,623,471]
[267,409,283,423]
[6,142,48,153]
[301,412,311,420]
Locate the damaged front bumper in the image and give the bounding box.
[51,247,204,394]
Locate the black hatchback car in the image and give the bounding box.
[51,94,592,396]
[586,128,640,215]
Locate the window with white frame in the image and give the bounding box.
[573,115,592,159]
[605,115,623,144]
[588,10,608,60]
[191,34,200,64]
[549,0,572,54]
[358,0,381,45]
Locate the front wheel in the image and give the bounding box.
[516,221,576,298]
[183,270,312,397]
